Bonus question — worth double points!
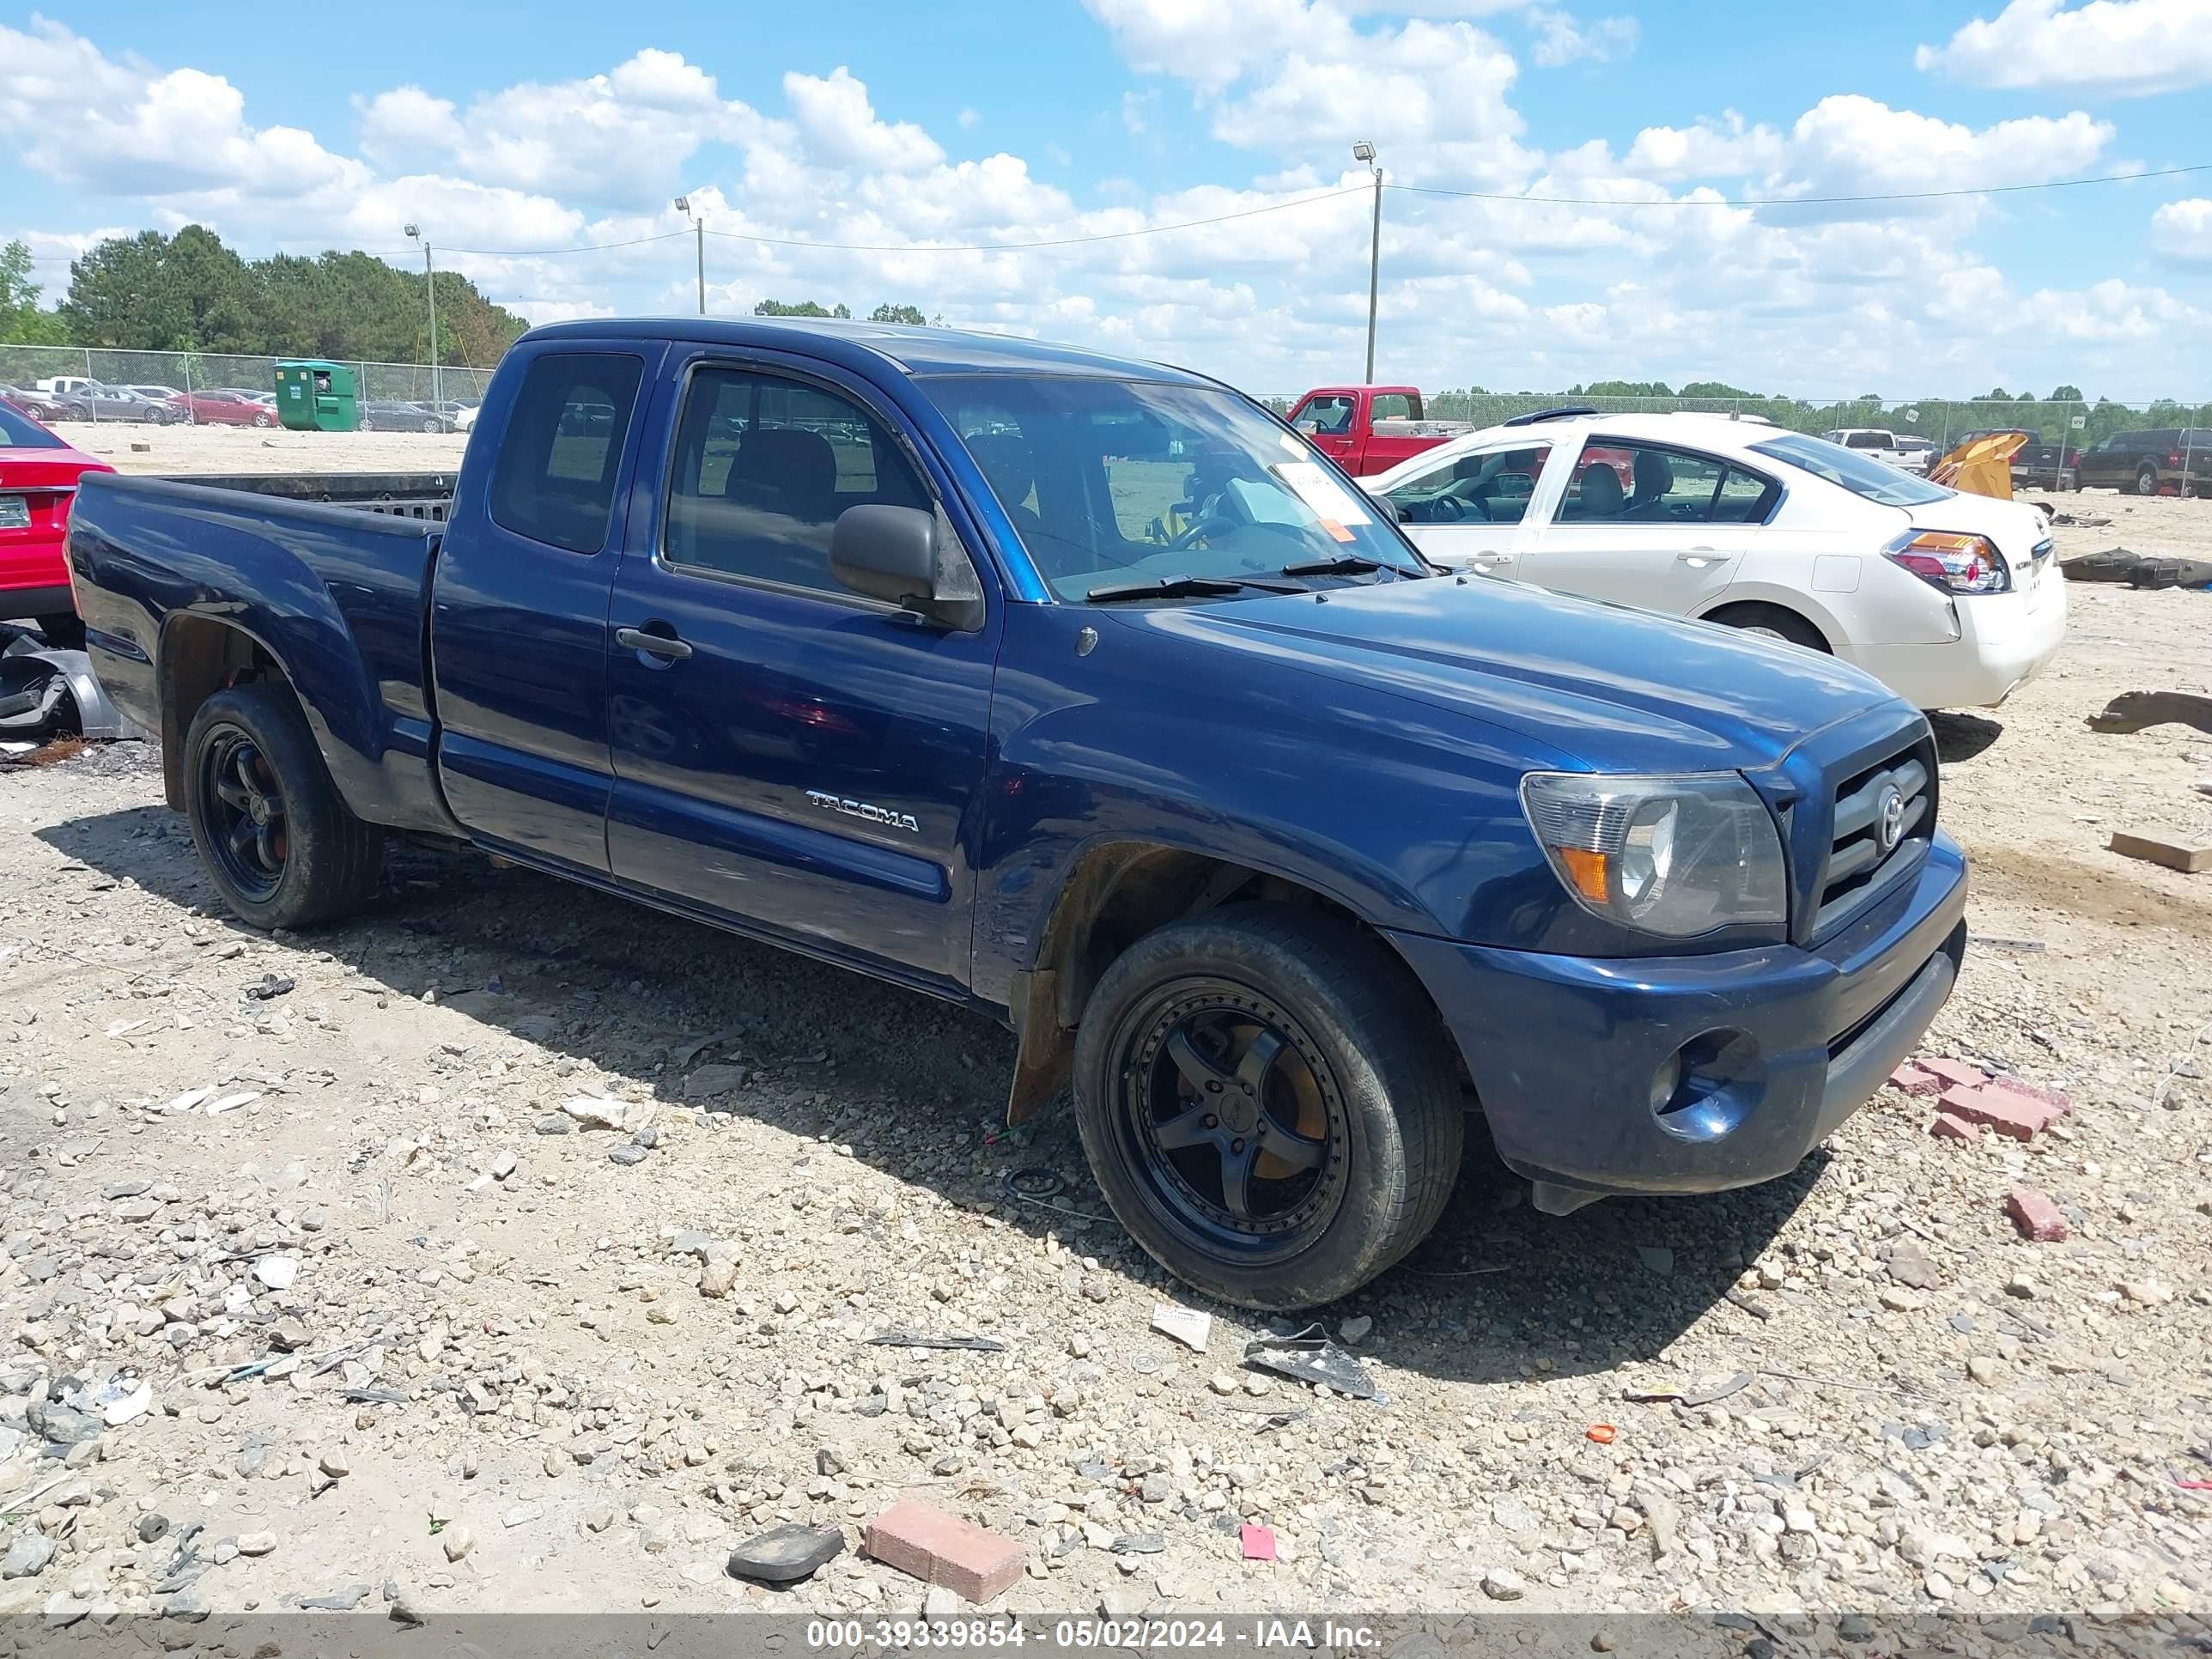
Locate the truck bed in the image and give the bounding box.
[66,470,456,835]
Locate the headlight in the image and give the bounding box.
[1520,772,1789,938]
[1885,530,2010,595]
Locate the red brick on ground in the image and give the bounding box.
[2008,1187,2069,1242]
[1991,1075,2075,1114]
[1938,1083,2066,1142]
[1919,1057,1991,1090]
[865,1501,1024,1603]
[1929,1111,1981,1141]
[1888,1063,1945,1097]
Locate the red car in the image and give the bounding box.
[1,399,113,646]
[173,388,278,427]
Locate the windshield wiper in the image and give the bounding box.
[1279,553,1395,577]
[1085,574,1304,603]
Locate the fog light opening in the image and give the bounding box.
[1648,1051,1685,1115]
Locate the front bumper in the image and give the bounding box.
[1390,830,1967,1205]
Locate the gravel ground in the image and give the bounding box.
[0,489,2207,1632]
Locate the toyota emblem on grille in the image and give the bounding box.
[1875,782,1907,854]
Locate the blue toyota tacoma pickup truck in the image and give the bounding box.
[65,318,1967,1310]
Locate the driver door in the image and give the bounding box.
[1379,441,1553,576]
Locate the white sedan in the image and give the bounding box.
[1369,411,2066,710]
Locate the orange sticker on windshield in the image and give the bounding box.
[1321,519,1355,542]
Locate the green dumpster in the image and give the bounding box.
[273,360,361,433]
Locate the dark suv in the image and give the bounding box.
[2074,428,2210,496]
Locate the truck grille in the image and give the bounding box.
[1815,735,1935,936]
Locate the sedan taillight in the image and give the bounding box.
[1885,530,2010,595]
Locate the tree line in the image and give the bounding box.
[754,300,939,325]
[0,228,527,369]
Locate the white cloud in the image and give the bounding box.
[782,67,945,173]
[1529,9,1638,65]
[2,12,2204,405]
[957,107,981,130]
[2151,197,2212,263]
[1917,0,2212,97]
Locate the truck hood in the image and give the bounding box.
[1127,575,1908,775]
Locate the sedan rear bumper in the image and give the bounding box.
[1845,571,2067,709]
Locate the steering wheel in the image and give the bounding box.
[1167,515,1242,550]
[1431,494,1490,524]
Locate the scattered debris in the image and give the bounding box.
[726,1522,844,1585]
[1586,1423,1618,1444]
[866,1332,1006,1352]
[244,973,295,1000]
[2087,690,2212,736]
[1242,1323,1376,1400]
[865,1502,1024,1604]
[1622,1371,1753,1408]
[1150,1304,1212,1352]
[2050,511,2112,527]
[1238,1523,1276,1562]
[2109,830,2211,873]
[2007,1187,2070,1242]
[1968,933,2045,954]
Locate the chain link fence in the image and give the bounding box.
[1260,390,2212,449]
[0,343,495,423]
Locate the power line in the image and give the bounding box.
[1389,161,2212,209]
[702,185,1370,253]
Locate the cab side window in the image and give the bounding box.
[489,352,645,554]
[664,367,931,594]
[1296,395,1354,435]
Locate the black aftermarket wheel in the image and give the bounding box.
[183,683,383,930]
[1073,903,1462,1310]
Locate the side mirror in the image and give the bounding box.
[830,504,982,629]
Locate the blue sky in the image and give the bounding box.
[5,0,2210,398]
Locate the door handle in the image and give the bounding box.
[1676,550,1723,568]
[616,625,692,661]
[1468,551,1515,569]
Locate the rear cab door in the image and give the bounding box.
[1378,437,1557,577]
[1522,434,1778,616]
[429,341,661,872]
[599,344,1002,998]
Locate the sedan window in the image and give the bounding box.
[1553,443,1729,524]
[1387,444,1550,525]
[1751,434,1953,507]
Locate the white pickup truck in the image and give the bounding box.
[1822,428,1931,476]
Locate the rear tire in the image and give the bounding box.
[183,682,383,930]
[1072,902,1462,1311]
[1706,602,1830,653]
[2136,465,2160,496]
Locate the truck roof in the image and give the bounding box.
[520,315,1216,387]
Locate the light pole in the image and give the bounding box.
[675,196,705,314]
[404,223,441,407]
[1353,141,1382,385]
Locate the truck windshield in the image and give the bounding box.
[921,375,1426,601]
[1751,433,1952,507]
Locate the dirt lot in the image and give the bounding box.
[70,422,468,477]
[0,487,2207,1631]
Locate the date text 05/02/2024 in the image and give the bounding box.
[802,1618,1383,1650]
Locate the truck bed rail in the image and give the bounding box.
[152,472,457,522]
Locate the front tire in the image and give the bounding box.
[1072,903,1462,1310]
[183,683,383,930]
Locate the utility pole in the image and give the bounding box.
[404,223,441,405]
[675,197,705,314]
[1352,142,1382,384]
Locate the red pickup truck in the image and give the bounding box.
[1285,385,1475,477]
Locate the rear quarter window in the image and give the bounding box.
[489,353,645,554]
[0,404,64,448]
